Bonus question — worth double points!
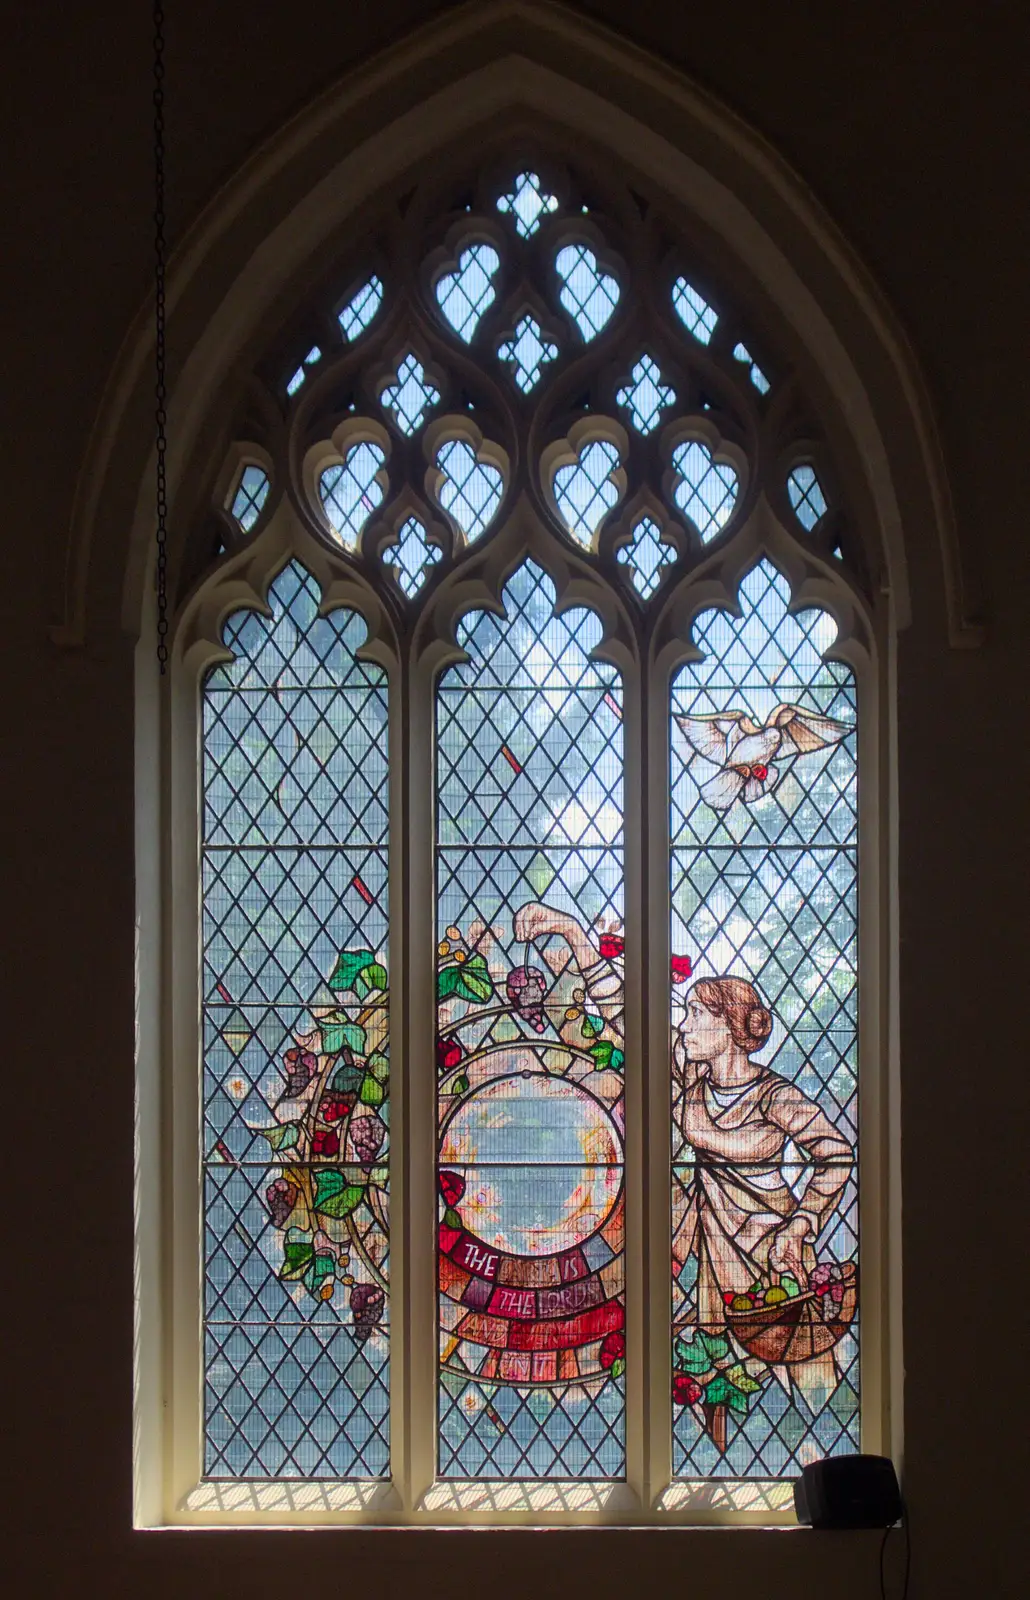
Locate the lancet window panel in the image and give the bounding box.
[201,564,391,1480]
[177,149,881,1514]
[435,562,626,1480]
[669,561,859,1488]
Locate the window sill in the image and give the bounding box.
[167,1478,797,1527]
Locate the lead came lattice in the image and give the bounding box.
[202,564,391,1479]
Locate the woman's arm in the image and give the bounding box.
[765,1082,853,1276]
[513,901,624,1036]
[512,902,597,970]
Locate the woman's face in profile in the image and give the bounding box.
[681,992,734,1061]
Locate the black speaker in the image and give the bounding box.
[794,1455,902,1529]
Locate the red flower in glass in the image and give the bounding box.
[672,1372,703,1406]
[670,954,693,983]
[439,1169,466,1207]
[437,1036,463,1071]
[599,934,624,959]
[599,1330,626,1368]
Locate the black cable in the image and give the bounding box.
[153,0,169,673]
[879,1504,911,1600]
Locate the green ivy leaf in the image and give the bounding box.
[726,1362,761,1395]
[610,1357,626,1379]
[329,950,376,993]
[303,1250,335,1296]
[321,1014,366,1056]
[582,1012,604,1039]
[673,1334,712,1376]
[313,1169,365,1219]
[357,962,388,996]
[456,954,494,1003]
[280,1240,315,1280]
[588,1040,626,1073]
[450,1074,469,1096]
[698,1329,730,1362]
[437,966,462,999]
[252,1121,300,1152]
[366,1051,389,1083]
[360,1074,385,1107]
[331,1060,365,1096]
[703,1374,734,1407]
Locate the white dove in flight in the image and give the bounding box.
[675,704,851,809]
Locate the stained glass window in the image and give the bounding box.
[188,154,879,1513]
[201,563,390,1478]
[669,560,857,1491]
[436,562,625,1478]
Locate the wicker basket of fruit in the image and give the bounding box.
[724,1262,857,1365]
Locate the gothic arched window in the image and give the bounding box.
[178,150,874,1522]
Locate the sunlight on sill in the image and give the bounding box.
[420,1479,637,1513]
[181,1479,393,1513]
[659,1480,795,1513]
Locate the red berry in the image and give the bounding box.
[312,1128,340,1157]
[599,935,624,959]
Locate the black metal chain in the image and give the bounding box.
[153,0,169,672]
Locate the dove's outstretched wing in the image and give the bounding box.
[675,712,758,766]
[767,704,851,757]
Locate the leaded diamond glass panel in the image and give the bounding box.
[380,354,440,435]
[555,245,619,340]
[787,465,829,531]
[616,354,675,435]
[672,441,738,542]
[669,559,858,1484]
[437,245,501,342]
[498,317,558,392]
[382,517,441,596]
[202,562,390,1480]
[320,442,386,549]
[672,278,718,344]
[435,439,503,541]
[552,439,622,548]
[230,465,270,533]
[617,516,675,598]
[497,171,559,237]
[436,561,626,1480]
[339,275,384,342]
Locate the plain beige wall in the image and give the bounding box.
[5,2,1027,1595]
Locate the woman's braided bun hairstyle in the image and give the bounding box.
[691,976,772,1052]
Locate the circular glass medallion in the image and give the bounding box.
[440,1072,622,1255]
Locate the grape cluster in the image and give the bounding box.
[351,1114,385,1167]
[282,1047,318,1098]
[265,1177,299,1227]
[350,1282,385,1344]
[506,964,547,1031]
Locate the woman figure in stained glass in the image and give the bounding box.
[671,978,851,1348]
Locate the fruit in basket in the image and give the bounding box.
[764,1286,788,1306]
[730,1294,753,1311]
